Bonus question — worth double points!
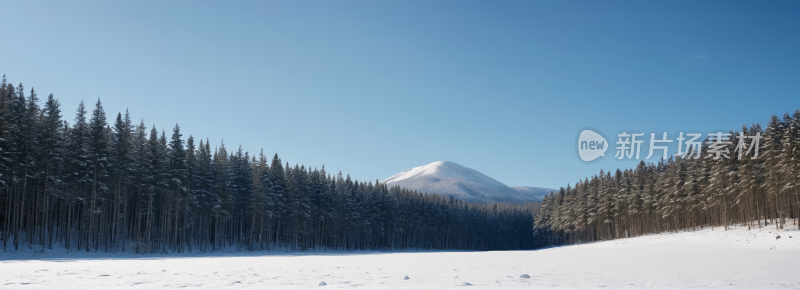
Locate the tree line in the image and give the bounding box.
[0,75,541,254]
[534,110,800,246]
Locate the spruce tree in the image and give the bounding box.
[86,99,110,251]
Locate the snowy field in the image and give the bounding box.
[2,224,799,289]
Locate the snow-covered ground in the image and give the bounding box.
[2,223,799,289]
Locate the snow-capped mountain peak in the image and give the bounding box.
[383,161,551,203]
[382,161,506,188]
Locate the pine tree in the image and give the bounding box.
[86,99,110,251]
[0,77,13,252]
[269,154,286,249]
[167,124,187,252]
[781,110,800,229]
[184,135,198,250]
[764,114,785,228]
[130,120,152,253]
[110,110,133,251]
[38,93,64,250]
[257,152,274,249]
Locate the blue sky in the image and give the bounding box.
[1,1,798,189]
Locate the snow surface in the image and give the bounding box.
[382,161,537,203]
[2,223,799,289]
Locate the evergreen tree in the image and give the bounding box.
[86,99,110,251]
[38,93,64,250]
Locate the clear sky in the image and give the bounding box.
[1,1,798,189]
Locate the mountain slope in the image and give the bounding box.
[509,186,555,202]
[383,161,547,203]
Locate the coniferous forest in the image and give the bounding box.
[534,110,800,246]
[0,76,538,254]
[3,75,798,255]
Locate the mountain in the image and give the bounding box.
[382,161,554,203]
[509,186,556,202]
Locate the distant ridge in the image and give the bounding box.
[509,186,556,202]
